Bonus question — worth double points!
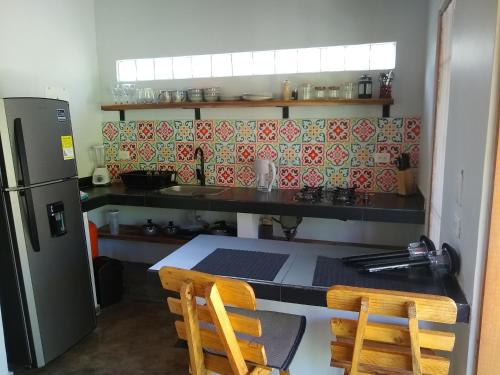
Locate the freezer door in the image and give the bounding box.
[1,98,77,187]
[17,178,95,365]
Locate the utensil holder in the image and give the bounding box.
[397,169,416,196]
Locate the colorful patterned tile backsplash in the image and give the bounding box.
[102,118,421,192]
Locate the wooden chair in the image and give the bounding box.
[327,285,457,375]
[159,266,306,375]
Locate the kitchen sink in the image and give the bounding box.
[157,185,228,196]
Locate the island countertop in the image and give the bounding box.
[149,235,469,323]
[80,183,425,224]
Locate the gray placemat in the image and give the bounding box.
[313,256,442,295]
[192,248,289,281]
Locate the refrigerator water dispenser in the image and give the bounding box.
[47,201,67,237]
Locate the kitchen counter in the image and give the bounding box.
[80,183,425,224]
[149,235,469,323]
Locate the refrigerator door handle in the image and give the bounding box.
[13,117,30,186]
[20,189,41,252]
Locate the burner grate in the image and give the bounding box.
[293,185,358,205]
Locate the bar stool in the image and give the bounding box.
[327,285,457,375]
[159,266,306,375]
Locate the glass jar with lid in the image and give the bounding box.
[327,86,340,99]
[314,86,326,99]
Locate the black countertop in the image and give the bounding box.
[80,183,425,224]
[150,236,469,323]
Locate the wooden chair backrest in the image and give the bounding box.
[327,285,457,375]
[159,266,270,375]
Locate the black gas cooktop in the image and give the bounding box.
[294,186,371,206]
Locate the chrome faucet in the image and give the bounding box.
[194,147,205,186]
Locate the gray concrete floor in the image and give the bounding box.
[16,262,189,375]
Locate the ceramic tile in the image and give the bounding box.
[278,167,301,189]
[176,142,194,162]
[137,121,155,141]
[119,121,137,141]
[235,143,256,164]
[301,144,325,166]
[236,165,256,187]
[375,168,398,193]
[325,167,350,188]
[257,120,279,142]
[278,143,301,166]
[138,142,157,162]
[103,116,420,192]
[256,143,278,161]
[215,120,235,142]
[349,168,374,192]
[325,143,350,167]
[215,143,235,164]
[326,119,351,142]
[156,121,174,142]
[279,120,302,142]
[235,120,256,142]
[102,122,119,142]
[404,118,421,143]
[352,118,376,143]
[195,120,214,142]
[216,164,236,186]
[174,120,194,141]
[301,119,326,143]
[302,166,325,188]
[156,142,176,163]
[350,143,375,168]
[376,118,403,143]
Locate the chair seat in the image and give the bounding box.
[205,308,306,371]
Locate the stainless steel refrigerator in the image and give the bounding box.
[0,97,96,369]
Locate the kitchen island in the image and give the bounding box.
[150,235,468,374]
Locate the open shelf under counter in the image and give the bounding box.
[98,224,193,245]
[101,98,394,120]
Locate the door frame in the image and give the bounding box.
[426,0,453,237]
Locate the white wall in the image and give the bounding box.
[421,0,499,374]
[0,0,102,177]
[95,0,429,120]
[0,0,101,371]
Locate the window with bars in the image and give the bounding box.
[116,42,396,82]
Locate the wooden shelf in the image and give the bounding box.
[98,224,193,245]
[101,98,394,120]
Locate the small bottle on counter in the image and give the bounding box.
[282,80,291,101]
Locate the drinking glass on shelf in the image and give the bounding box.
[342,82,356,99]
[136,88,145,104]
[121,83,136,104]
[143,88,156,104]
[111,85,125,104]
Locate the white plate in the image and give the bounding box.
[242,94,273,101]
[220,95,241,101]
